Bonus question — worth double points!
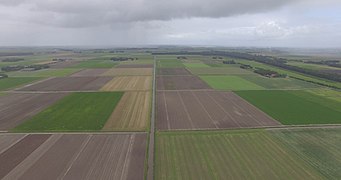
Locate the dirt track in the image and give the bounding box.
[0,93,68,130]
[157,91,281,130]
[157,76,211,90]
[0,133,147,180]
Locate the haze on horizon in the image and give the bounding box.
[0,0,340,48]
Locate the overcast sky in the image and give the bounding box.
[0,0,340,47]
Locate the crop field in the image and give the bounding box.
[70,68,109,77]
[49,60,80,68]
[103,91,151,131]
[306,89,341,103]
[7,68,81,77]
[71,60,118,68]
[287,61,338,71]
[116,64,154,68]
[270,128,341,180]
[157,59,184,68]
[156,91,280,130]
[18,77,112,91]
[101,76,152,91]
[155,130,322,180]
[200,75,264,90]
[157,68,192,75]
[236,90,341,125]
[188,67,252,75]
[13,92,123,131]
[102,68,153,76]
[0,77,41,91]
[157,76,211,90]
[0,133,147,180]
[0,93,68,131]
[183,63,210,68]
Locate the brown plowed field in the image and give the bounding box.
[116,64,154,68]
[71,69,109,77]
[101,76,152,91]
[0,93,68,130]
[0,133,147,180]
[17,77,112,91]
[156,91,281,130]
[157,68,192,75]
[102,68,153,76]
[157,76,211,90]
[103,91,151,131]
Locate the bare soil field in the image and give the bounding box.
[17,77,112,91]
[71,69,109,77]
[0,133,147,180]
[116,64,154,68]
[157,76,211,90]
[0,93,68,130]
[101,76,152,91]
[156,91,280,130]
[103,91,151,131]
[102,68,153,76]
[157,68,192,75]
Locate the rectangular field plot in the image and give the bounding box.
[0,77,41,91]
[157,59,184,68]
[183,63,210,68]
[157,76,211,90]
[188,67,252,75]
[103,91,151,131]
[155,130,323,180]
[13,92,123,132]
[157,68,192,76]
[7,68,81,77]
[116,64,154,68]
[71,60,118,68]
[200,75,264,90]
[236,90,341,125]
[101,76,152,91]
[0,133,147,180]
[102,68,152,76]
[70,68,109,77]
[0,93,67,131]
[271,128,341,180]
[156,91,279,130]
[17,77,112,91]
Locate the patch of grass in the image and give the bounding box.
[0,77,41,91]
[13,92,123,132]
[72,60,118,68]
[271,128,341,180]
[155,130,322,180]
[189,67,252,75]
[183,63,210,68]
[7,68,81,77]
[287,61,338,71]
[200,75,264,90]
[306,89,341,103]
[235,90,341,125]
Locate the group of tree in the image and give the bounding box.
[254,68,286,78]
[1,64,49,72]
[0,73,8,79]
[212,56,223,59]
[304,60,341,68]
[177,56,187,59]
[110,57,138,61]
[1,58,24,62]
[223,60,236,64]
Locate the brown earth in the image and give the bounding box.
[157,76,211,90]
[116,64,154,68]
[156,90,281,130]
[157,68,192,75]
[101,76,152,91]
[17,77,112,91]
[0,133,147,180]
[71,69,109,77]
[0,93,68,130]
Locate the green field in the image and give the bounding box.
[287,61,338,71]
[7,68,81,77]
[241,75,320,89]
[235,90,341,125]
[183,63,210,68]
[157,60,184,68]
[271,128,341,180]
[71,60,118,68]
[13,92,123,132]
[155,130,323,180]
[188,67,252,75]
[306,89,341,103]
[200,75,264,90]
[0,77,41,91]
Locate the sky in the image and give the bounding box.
[0,0,340,47]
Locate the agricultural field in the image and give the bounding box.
[156,91,279,130]
[0,77,41,91]
[70,68,109,77]
[271,128,341,180]
[0,133,147,180]
[7,68,82,77]
[157,59,184,68]
[200,75,264,90]
[18,77,112,91]
[235,90,341,125]
[155,130,323,180]
[188,67,252,75]
[183,63,210,68]
[306,89,341,103]
[157,68,192,76]
[116,64,154,68]
[71,60,118,68]
[157,75,211,90]
[101,76,152,91]
[287,61,339,71]
[13,92,123,131]
[103,91,151,131]
[103,68,153,76]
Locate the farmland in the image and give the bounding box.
[157,68,191,75]
[188,67,252,75]
[13,92,123,131]
[0,77,41,91]
[155,130,323,180]
[70,68,109,77]
[101,76,152,91]
[157,75,211,90]
[71,60,118,68]
[183,63,210,68]
[103,68,153,76]
[7,68,81,77]
[235,90,341,125]
[200,75,264,90]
